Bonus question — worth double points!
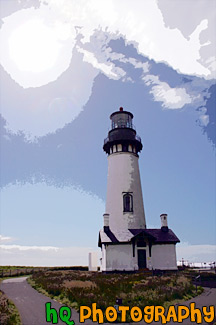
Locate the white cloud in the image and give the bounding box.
[40,0,214,78]
[0,5,75,88]
[0,0,214,139]
[151,85,192,109]
[0,235,14,243]
[1,0,213,88]
[77,47,125,79]
[176,243,216,263]
[76,28,149,80]
[1,45,98,140]
[197,106,210,127]
[157,0,216,79]
[204,57,216,75]
[3,135,11,142]
[143,75,193,109]
[121,58,150,73]
[0,245,59,251]
[199,114,209,127]
[0,245,98,266]
[1,242,215,266]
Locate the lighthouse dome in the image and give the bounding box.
[103,107,142,155]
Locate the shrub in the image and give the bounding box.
[30,270,199,322]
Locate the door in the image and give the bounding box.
[138,249,146,269]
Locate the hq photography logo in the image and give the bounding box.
[45,302,215,324]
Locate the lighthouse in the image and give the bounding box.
[103,107,146,231]
[99,108,180,272]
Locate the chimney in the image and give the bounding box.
[103,213,109,231]
[160,213,168,232]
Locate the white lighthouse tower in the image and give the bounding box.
[99,107,180,272]
[104,107,146,231]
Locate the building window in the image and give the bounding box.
[117,144,122,151]
[123,193,133,212]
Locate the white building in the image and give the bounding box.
[98,107,180,272]
[88,252,98,271]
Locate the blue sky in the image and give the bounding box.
[0,0,215,266]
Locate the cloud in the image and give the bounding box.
[199,114,209,127]
[1,242,215,266]
[176,243,216,263]
[40,0,214,78]
[120,57,149,73]
[0,245,59,251]
[0,235,14,243]
[76,29,150,81]
[1,0,214,91]
[0,46,98,140]
[0,245,96,266]
[0,1,214,139]
[157,0,216,79]
[143,75,193,109]
[77,47,125,79]
[0,5,75,88]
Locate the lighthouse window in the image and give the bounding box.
[123,193,133,212]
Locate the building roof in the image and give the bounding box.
[129,228,180,244]
[98,227,180,247]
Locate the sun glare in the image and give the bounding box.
[9,19,61,73]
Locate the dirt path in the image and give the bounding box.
[1,277,215,325]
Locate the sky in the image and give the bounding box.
[0,0,215,266]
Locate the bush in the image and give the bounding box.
[30,270,198,316]
[0,290,21,325]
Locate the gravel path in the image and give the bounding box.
[1,277,215,325]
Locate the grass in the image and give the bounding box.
[0,289,21,325]
[0,265,88,278]
[0,268,26,325]
[28,270,202,322]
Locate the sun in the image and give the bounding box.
[8,19,61,73]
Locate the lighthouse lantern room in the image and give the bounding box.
[98,107,180,272]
